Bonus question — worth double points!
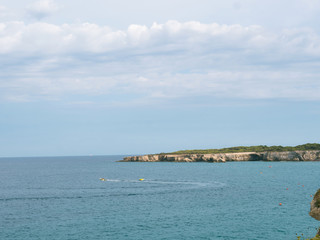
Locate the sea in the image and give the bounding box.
[0,155,319,240]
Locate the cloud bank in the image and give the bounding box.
[2,20,319,55]
[1,20,320,104]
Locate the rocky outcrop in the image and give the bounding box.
[310,189,320,221]
[310,189,320,238]
[121,151,320,162]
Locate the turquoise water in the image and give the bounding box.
[0,156,319,240]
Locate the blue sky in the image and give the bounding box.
[1,0,320,157]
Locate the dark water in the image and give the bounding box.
[0,156,319,240]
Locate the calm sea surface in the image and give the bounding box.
[0,156,319,240]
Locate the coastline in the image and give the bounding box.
[120,150,320,162]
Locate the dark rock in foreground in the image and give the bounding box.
[310,189,320,221]
[120,151,320,162]
[310,189,320,239]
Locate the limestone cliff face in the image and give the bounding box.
[121,151,320,162]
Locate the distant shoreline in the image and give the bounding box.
[120,150,320,162]
[120,143,320,162]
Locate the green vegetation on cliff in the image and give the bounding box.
[164,143,320,155]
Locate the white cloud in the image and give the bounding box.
[1,20,320,104]
[26,0,59,20]
[0,20,319,57]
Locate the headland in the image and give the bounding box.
[120,143,320,162]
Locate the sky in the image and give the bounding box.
[1,0,320,157]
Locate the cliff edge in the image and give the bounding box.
[120,150,320,162]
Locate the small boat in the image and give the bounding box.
[139,178,144,181]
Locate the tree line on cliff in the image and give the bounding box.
[163,143,320,155]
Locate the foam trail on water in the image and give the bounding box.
[103,179,225,188]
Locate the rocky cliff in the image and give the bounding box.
[121,150,320,162]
